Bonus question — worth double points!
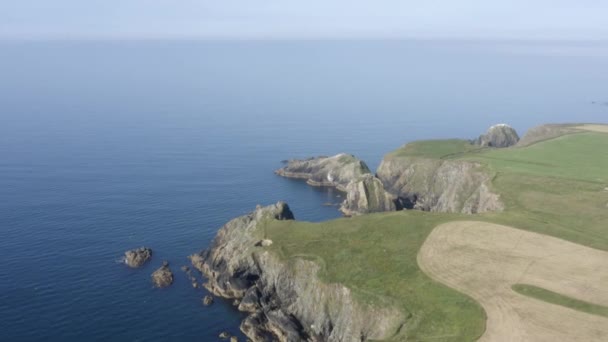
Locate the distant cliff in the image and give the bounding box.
[275,154,371,191]
[276,154,396,216]
[191,202,404,341]
[377,155,503,214]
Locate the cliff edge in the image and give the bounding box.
[191,202,404,341]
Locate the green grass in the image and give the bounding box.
[265,211,486,341]
[389,139,481,159]
[261,129,608,340]
[461,133,608,182]
[512,284,608,318]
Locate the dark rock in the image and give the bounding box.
[474,124,520,148]
[219,331,230,339]
[202,295,214,306]
[123,247,152,268]
[151,262,173,288]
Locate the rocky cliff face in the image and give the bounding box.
[340,174,396,216]
[276,154,397,216]
[191,202,404,341]
[377,156,503,214]
[474,124,520,148]
[275,154,371,191]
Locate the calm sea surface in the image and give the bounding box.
[0,40,607,341]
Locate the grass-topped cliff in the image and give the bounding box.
[199,123,608,341]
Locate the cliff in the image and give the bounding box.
[377,155,503,214]
[276,154,396,216]
[275,154,371,191]
[340,174,396,216]
[191,202,404,341]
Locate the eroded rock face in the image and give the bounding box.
[377,156,503,214]
[275,154,371,191]
[124,247,152,268]
[475,124,520,148]
[340,174,396,216]
[151,262,173,288]
[191,202,404,342]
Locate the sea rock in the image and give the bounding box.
[275,153,371,191]
[219,331,231,339]
[191,202,404,341]
[340,174,396,216]
[123,247,152,268]
[377,155,503,214]
[230,336,238,342]
[151,262,173,288]
[202,295,214,306]
[474,124,520,148]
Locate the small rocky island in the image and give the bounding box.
[124,247,152,268]
[151,261,173,288]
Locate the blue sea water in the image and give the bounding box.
[0,39,607,341]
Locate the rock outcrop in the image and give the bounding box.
[474,124,519,148]
[191,202,404,341]
[377,156,503,214]
[151,261,174,288]
[124,247,152,268]
[275,153,371,191]
[516,123,581,147]
[276,154,397,216]
[340,174,396,216]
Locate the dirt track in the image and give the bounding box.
[418,221,608,341]
[576,124,608,133]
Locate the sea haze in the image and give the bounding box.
[0,39,607,341]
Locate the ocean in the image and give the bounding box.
[0,39,607,341]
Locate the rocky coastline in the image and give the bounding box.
[190,202,404,342]
[192,123,521,340]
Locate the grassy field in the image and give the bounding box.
[262,128,608,340]
[512,284,608,318]
[389,139,480,159]
[265,212,486,341]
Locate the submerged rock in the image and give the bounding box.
[219,331,231,339]
[202,295,214,306]
[474,124,520,148]
[123,247,152,268]
[151,262,173,288]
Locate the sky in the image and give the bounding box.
[1,1,608,40]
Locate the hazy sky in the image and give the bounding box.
[1,1,607,40]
